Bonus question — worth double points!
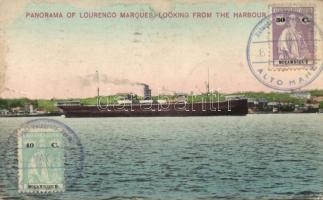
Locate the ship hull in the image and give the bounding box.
[58,99,248,118]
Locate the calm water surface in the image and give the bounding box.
[1,114,323,200]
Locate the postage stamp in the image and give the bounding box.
[272,7,315,67]
[17,127,65,193]
[247,5,322,91]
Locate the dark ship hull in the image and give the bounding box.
[58,99,248,118]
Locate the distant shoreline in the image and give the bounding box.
[1,90,323,116]
[0,112,62,118]
[0,111,322,118]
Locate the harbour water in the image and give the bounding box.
[1,114,323,200]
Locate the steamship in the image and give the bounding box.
[57,84,248,118]
[57,72,248,117]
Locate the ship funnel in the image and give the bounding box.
[143,84,151,100]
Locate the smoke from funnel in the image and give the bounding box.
[78,73,147,87]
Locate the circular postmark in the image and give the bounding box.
[1,118,84,199]
[247,8,323,91]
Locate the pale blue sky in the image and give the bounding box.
[2,1,322,98]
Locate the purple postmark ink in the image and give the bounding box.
[247,6,322,91]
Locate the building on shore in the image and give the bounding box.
[24,103,34,114]
[247,98,268,111]
[0,109,9,116]
[11,107,23,114]
[290,92,311,99]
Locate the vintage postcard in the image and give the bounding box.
[0,0,323,199]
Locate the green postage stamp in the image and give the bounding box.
[17,128,65,193]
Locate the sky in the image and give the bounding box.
[0,0,322,99]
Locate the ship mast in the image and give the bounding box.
[96,70,100,98]
[207,66,210,95]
